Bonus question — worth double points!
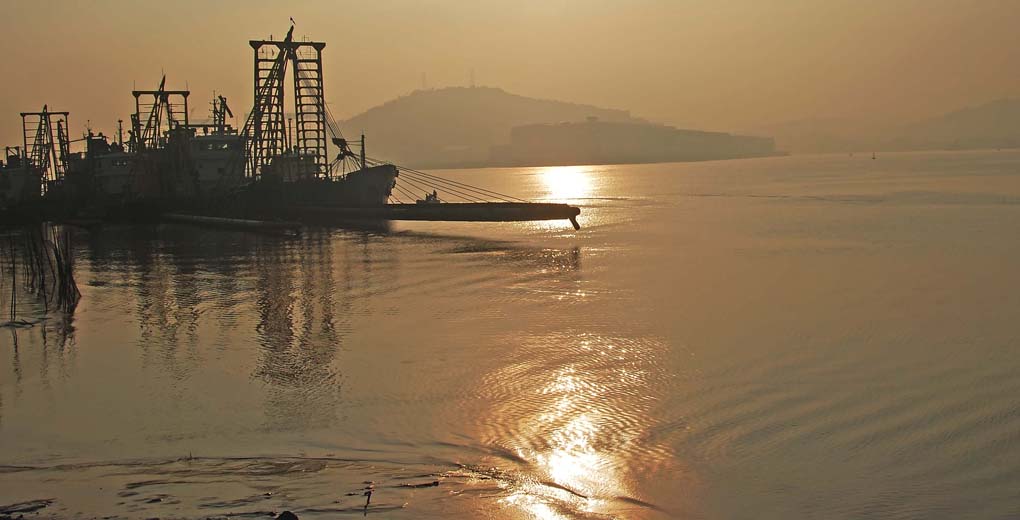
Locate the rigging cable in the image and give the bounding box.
[394,167,513,203]
[366,157,530,203]
[396,170,488,202]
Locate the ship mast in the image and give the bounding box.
[20,105,70,195]
[246,25,329,180]
[132,75,190,151]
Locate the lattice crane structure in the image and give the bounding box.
[20,105,70,195]
[246,26,330,180]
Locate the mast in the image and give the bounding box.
[20,105,70,195]
[248,25,328,178]
[133,75,189,150]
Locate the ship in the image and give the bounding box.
[0,147,41,212]
[0,108,65,221]
[0,25,580,230]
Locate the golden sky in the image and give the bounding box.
[1,0,1018,147]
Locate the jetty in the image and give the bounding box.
[278,202,581,229]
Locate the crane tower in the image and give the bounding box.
[248,26,328,180]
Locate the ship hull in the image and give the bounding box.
[239,164,397,208]
[181,164,400,222]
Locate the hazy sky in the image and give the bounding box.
[2,0,1018,147]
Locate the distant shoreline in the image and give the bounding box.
[404,151,791,171]
[410,147,1020,171]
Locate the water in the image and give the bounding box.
[2,150,1020,519]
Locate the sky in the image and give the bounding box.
[1,0,1019,147]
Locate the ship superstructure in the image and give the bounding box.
[228,25,397,211]
[0,146,40,210]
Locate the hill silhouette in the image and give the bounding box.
[342,86,643,168]
[896,98,1020,150]
[751,99,1020,153]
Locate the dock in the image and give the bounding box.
[279,202,582,230]
[164,213,301,231]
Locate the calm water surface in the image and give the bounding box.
[2,151,1020,518]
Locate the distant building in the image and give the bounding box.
[490,120,779,166]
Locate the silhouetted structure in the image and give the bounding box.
[1,28,583,229]
[20,107,69,195]
[248,28,329,179]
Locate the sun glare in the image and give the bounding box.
[499,364,626,519]
[538,166,594,202]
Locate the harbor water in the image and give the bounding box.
[2,150,1020,518]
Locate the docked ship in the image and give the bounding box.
[0,147,41,212]
[0,107,64,219]
[0,25,580,229]
[44,89,252,219]
[226,26,397,216]
[73,27,396,219]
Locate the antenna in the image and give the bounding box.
[470,67,475,88]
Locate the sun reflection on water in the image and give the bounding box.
[517,166,597,232]
[539,166,595,202]
[498,363,631,519]
[470,330,675,518]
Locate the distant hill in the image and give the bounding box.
[896,98,1020,150]
[342,87,643,168]
[752,99,1020,153]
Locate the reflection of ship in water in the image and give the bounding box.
[70,226,354,427]
[250,233,354,430]
[0,224,589,518]
[60,226,583,430]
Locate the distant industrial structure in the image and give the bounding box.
[490,118,780,167]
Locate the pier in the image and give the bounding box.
[278,202,582,229]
